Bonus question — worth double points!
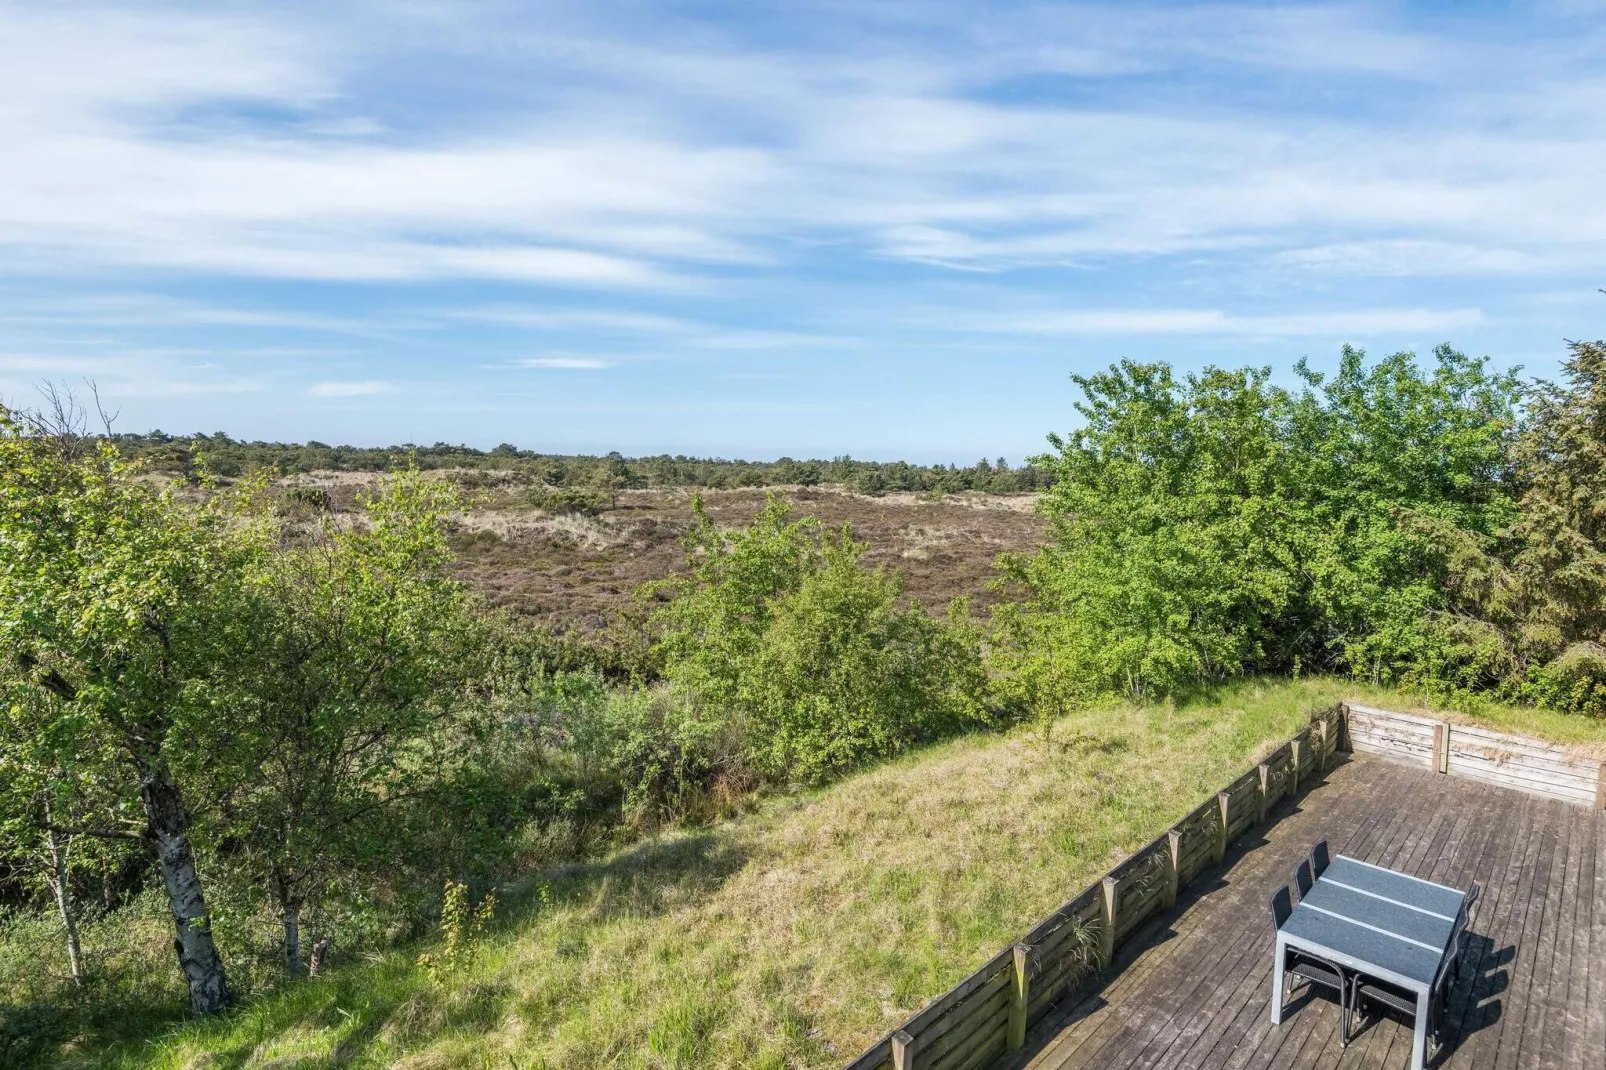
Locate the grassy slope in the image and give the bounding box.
[65,679,1606,1070]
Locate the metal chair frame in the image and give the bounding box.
[1310,839,1331,879]
[1348,881,1482,1054]
[1271,884,1353,1047]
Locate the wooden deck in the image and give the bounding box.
[1001,755,1606,1070]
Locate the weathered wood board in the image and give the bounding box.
[1343,702,1605,810]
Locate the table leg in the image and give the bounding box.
[1271,935,1285,1025]
[1412,986,1430,1070]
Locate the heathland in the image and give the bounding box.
[9,335,1606,1068]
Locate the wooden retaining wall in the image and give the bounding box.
[843,706,1342,1070]
[1342,701,1606,810]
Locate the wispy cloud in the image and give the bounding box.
[449,307,698,334]
[307,379,394,397]
[515,357,612,369]
[0,1,1597,456]
[2,2,1600,287]
[0,348,266,398]
[975,307,1487,338]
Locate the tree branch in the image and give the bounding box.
[41,821,150,843]
[16,652,79,702]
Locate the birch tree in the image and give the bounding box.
[0,404,266,1014]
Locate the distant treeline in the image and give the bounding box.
[113,432,1052,495]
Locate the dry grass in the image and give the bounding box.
[79,678,1354,1070]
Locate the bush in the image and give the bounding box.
[1003,349,1520,700]
[530,485,607,516]
[648,495,991,787]
[568,686,746,827]
[744,539,988,782]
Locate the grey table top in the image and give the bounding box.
[1280,855,1466,988]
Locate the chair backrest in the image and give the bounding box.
[1434,898,1471,989]
[1310,839,1330,878]
[1293,858,1314,901]
[1270,885,1294,932]
[1456,881,1484,958]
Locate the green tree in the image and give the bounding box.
[0,406,266,1013]
[1282,346,1519,681]
[194,470,481,976]
[1001,349,1520,700]
[999,361,1300,698]
[591,452,634,509]
[1433,337,1606,710]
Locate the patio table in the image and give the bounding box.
[1272,855,1468,1070]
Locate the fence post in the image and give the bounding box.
[1215,791,1230,863]
[1338,702,1351,752]
[1596,763,1606,810]
[891,1029,915,1070]
[1257,764,1271,825]
[1316,719,1329,772]
[1099,876,1118,967]
[1009,943,1030,1051]
[1290,739,1302,797]
[1165,830,1181,909]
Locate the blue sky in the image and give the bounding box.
[0,1,1602,462]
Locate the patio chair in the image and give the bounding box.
[1310,839,1330,879]
[1293,858,1314,902]
[1435,882,1482,1013]
[1350,881,1481,1052]
[1271,885,1352,1045]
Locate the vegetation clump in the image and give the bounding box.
[995,339,1606,712]
[113,434,1054,495]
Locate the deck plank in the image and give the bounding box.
[1191,762,1422,1070]
[1168,762,1411,1070]
[1001,755,1606,1070]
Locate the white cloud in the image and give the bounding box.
[516,357,612,369]
[0,292,426,338]
[449,307,698,334]
[1273,241,1559,277]
[307,379,394,397]
[0,1,1600,294]
[0,347,266,398]
[977,307,1486,338]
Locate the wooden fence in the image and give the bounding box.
[843,705,1342,1070]
[1342,701,1606,810]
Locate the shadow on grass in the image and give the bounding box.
[504,824,754,924]
[27,829,754,1070]
[2,992,192,1070]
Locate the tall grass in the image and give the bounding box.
[14,678,1605,1069]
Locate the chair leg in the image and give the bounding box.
[1338,978,1350,1047]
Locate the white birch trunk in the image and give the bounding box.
[139,760,230,1015]
[42,797,85,986]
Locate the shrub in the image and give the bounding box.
[743,537,988,782]
[1003,349,1520,700]
[648,495,991,787]
[530,485,607,516]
